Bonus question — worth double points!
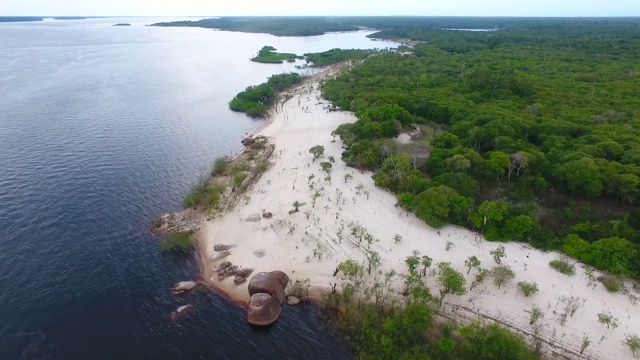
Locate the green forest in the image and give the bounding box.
[322,21,640,278]
[229,72,304,117]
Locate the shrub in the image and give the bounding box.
[549,258,575,276]
[517,281,539,297]
[598,274,622,292]
[160,232,194,253]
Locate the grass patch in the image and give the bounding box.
[212,156,230,175]
[251,46,298,64]
[549,258,576,276]
[160,232,194,253]
[184,180,225,210]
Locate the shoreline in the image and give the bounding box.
[195,66,639,359]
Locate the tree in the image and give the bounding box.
[560,157,603,197]
[471,201,509,240]
[464,255,481,274]
[517,281,539,296]
[412,186,471,228]
[490,245,506,264]
[597,311,619,329]
[501,215,534,240]
[292,200,304,212]
[589,237,638,275]
[437,262,467,306]
[623,334,640,357]
[420,255,433,276]
[580,335,591,355]
[366,250,382,275]
[320,161,332,174]
[488,151,511,181]
[343,173,353,183]
[309,145,325,162]
[492,265,515,289]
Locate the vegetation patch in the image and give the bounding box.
[230,72,304,117]
[251,45,298,64]
[160,232,194,253]
[549,258,576,276]
[303,48,372,66]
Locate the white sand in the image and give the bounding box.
[202,71,640,359]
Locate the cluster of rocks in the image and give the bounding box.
[247,271,289,327]
[214,261,254,285]
[154,211,200,233]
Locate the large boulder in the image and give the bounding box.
[270,270,289,289]
[247,293,281,327]
[248,272,285,304]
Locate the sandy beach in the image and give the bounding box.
[201,67,640,359]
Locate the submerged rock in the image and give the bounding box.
[286,296,301,306]
[262,212,273,219]
[245,214,261,222]
[169,304,194,321]
[248,272,285,304]
[234,276,247,285]
[173,281,197,295]
[247,293,281,327]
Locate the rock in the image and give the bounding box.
[248,272,285,304]
[241,137,256,146]
[173,281,197,295]
[214,261,232,272]
[262,212,273,219]
[169,304,194,321]
[234,276,246,285]
[214,244,237,251]
[210,251,230,262]
[253,249,265,258]
[235,268,254,278]
[225,265,239,275]
[286,296,301,305]
[270,270,290,289]
[245,214,261,222]
[247,293,281,327]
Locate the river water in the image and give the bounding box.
[0,17,397,359]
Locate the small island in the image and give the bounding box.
[251,46,299,64]
[113,23,131,27]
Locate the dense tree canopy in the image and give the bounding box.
[322,20,640,277]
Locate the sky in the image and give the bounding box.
[1,0,639,17]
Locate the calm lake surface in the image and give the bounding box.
[0,17,397,359]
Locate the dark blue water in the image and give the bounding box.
[0,17,397,359]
